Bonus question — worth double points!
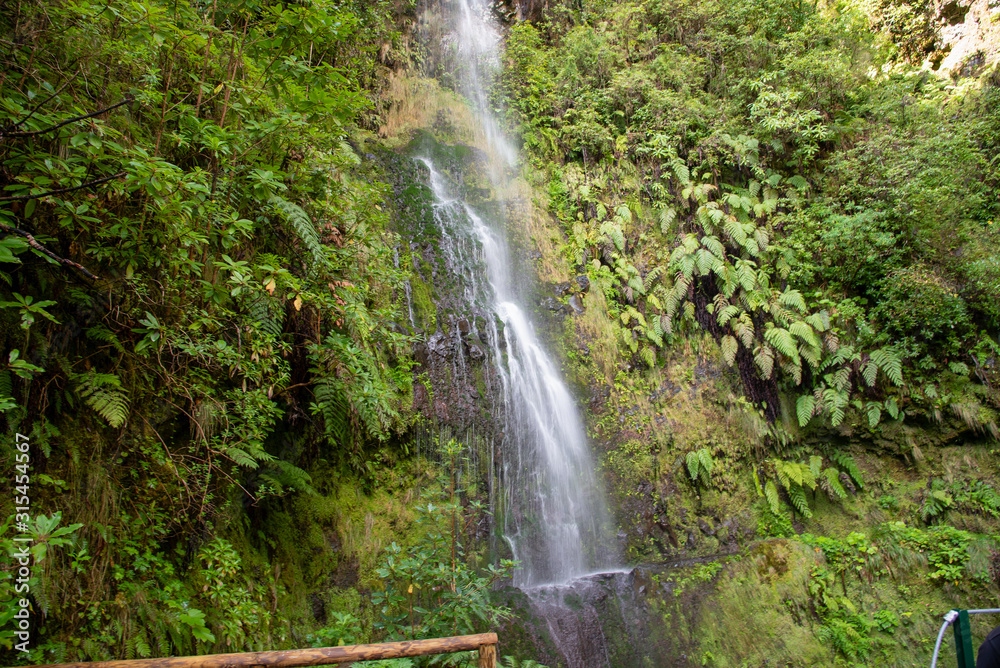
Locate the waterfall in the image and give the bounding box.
[414,0,618,589]
[416,157,617,586]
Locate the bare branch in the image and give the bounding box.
[1,97,132,139]
[0,170,125,201]
[0,222,98,279]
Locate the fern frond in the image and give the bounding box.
[764,480,781,515]
[796,394,816,427]
[861,361,878,388]
[270,195,326,267]
[788,483,813,518]
[85,325,125,352]
[698,448,714,487]
[830,452,863,490]
[721,335,738,366]
[313,377,350,445]
[74,372,129,428]
[754,344,775,379]
[870,346,903,385]
[659,207,678,233]
[821,467,848,500]
[764,327,799,362]
[686,450,700,482]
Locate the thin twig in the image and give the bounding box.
[1,98,132,139]
[13,77,75,129]
[0,222,98,279]
[0,170,125,202]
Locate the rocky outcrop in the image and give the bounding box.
[936,0,1000,73]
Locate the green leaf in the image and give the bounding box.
[870,346,903,385]
[796,394,815,427]
[764,480,781,515]
[720,335,738,366]
[764,326,799,362]
[686,450,700,483]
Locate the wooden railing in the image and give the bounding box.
[25,633,499,668]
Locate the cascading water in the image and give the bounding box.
[416,158,617,586]
[409,1,635,664]
[426,0,619,590]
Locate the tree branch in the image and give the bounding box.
[1,97,132,139]
[0,222,98,279]
[0,170,125,201]
[13,78,74,129]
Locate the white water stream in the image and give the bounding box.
[418,0,619,593]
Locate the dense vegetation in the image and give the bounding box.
[1,0,999,664]
[0,0,429,659]
[494,0,1000,663]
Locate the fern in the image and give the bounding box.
[686,450,700,482]
[271,195,326,267]
[754,344,775,379]
[870,346,903,385]
[720,335,738,366]
[698,448,714,487]
[85,325,125,352]
[659,207,678,233]
[820,467,848,500]
[787,483,812,518]
[778,289,806,312]
[640,346,656,368]
[829,452,863,490]
[764,480,781,515]
[764,326,799,363]
[809,455,823,481]
[796,394,816,427]
[865,401,882,428]
[74,371,129,428]
[861,361,878,388]
[600,220,626,252]
[313,377,351,446]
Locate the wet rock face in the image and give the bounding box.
[512,564,726,668]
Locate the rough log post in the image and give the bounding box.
[477,642,496,668]
[25,634,499,668]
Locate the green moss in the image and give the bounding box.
[410,275,438,333]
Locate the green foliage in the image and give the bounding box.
[0,0,414,657]
[72,372,130,429]
[686,448,715,488]
[371,441,515,648]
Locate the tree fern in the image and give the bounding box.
[74,372,129,428]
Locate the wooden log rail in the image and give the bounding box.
[22,633,499,668]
